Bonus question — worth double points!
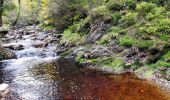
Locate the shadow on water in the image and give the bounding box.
[28,58,170,100]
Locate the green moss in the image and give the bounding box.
[97,34,110,45]
[156,61,170,68]
[119,36,136,47]
[135,67,154,78]
[40,24,56,30]
[0,54,4,61]
[136,40,154,49]
[60,49,74,57]
[163,51,170,61]
[76,55,125,70]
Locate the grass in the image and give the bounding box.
[76,55,125,70]
[61,29,86,45]
[119,36,136,47]
[136,40,154,49]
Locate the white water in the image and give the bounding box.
[0,30,59,100]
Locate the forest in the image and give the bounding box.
[0,0,170,100]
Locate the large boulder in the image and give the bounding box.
[0,46,16,60]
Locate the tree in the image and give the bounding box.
[0,0,4,26]
[12,0,20,26]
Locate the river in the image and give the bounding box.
[0,26,169,100]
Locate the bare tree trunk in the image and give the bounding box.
[0,0,4,27]
[13,0,20,26]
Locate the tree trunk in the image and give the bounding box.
[0,0,4,27]
[0,12,2,27]
[13,0,20,26]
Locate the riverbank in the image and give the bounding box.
[60,44,170,92]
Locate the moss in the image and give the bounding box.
[0,54,4,61]
[135,67,154,78]
[60,49,74,57]
[136,40,154,49]
[40,24,56,30]
[97,34,110,45]
[119,36,136,47]
[76,56,125,70]
[163,51,170,61]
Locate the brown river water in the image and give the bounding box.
[0,57,170,100]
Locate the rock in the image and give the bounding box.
[0,47,16,60]
[44,36,53,43]
[0,83,21,100]
[0,83,10,92]
[0,83,11,99]
[32,43,44,48]
[36,32,47,40]
[3,45,24,50]
[0,30,8,38]
[86,21,111,43]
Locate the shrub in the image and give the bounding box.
[107,0,124,11]
[146,7,166,20]
[69,16,90,34]
[121,12,138,27]
[156,18,170,34]
[91,5,109,16]
[136,2,156,16]
[111,12,122,25]
[125,0,137,10]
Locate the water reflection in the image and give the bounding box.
[28,58,170,100]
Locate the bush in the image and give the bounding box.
[111,12,122,25]
[107,0,124,11]
[145,7,166,20]
[121,12,138,27]
[92,5,109,16]
[136,2,156,16]
[69,16,90,34]
[125,0,137,10]
[156,18,170,34]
